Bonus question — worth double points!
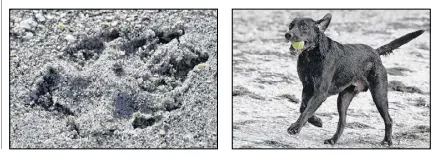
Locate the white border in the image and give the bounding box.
[1,0,437,158]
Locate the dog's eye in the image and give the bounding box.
[289,23,294,29]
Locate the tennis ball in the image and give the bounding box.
[292,41,305,50]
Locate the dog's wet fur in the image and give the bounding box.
[284,13,424,146]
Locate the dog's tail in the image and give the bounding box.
[376,30,425,56]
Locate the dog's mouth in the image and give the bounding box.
[289,41,307,55]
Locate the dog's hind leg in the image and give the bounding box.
[368,65,393,146]
[324,86,357,145]
[299,85,323,127]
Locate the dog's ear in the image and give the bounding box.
[316,13,332,32]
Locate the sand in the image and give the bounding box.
[10,9,217,148]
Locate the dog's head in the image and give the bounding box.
[285,13,332,55]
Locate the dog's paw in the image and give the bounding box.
[324,138,336,145]
[287,123,302,135]
[308,116,323,128]
[380,140,393,146]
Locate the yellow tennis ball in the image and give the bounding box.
[292,41,305,50]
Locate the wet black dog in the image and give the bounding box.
[284,13,424,146]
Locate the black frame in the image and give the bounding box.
[8,8,219,150]
[231,8,431,150]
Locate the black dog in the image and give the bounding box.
[284,13,424,146]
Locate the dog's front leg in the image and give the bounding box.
[300,86,323,127]
[288,89,328,135]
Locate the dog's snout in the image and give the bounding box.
[285,33,292,39]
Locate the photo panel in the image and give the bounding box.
[9,9,218,149]
[232,9,430,149]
